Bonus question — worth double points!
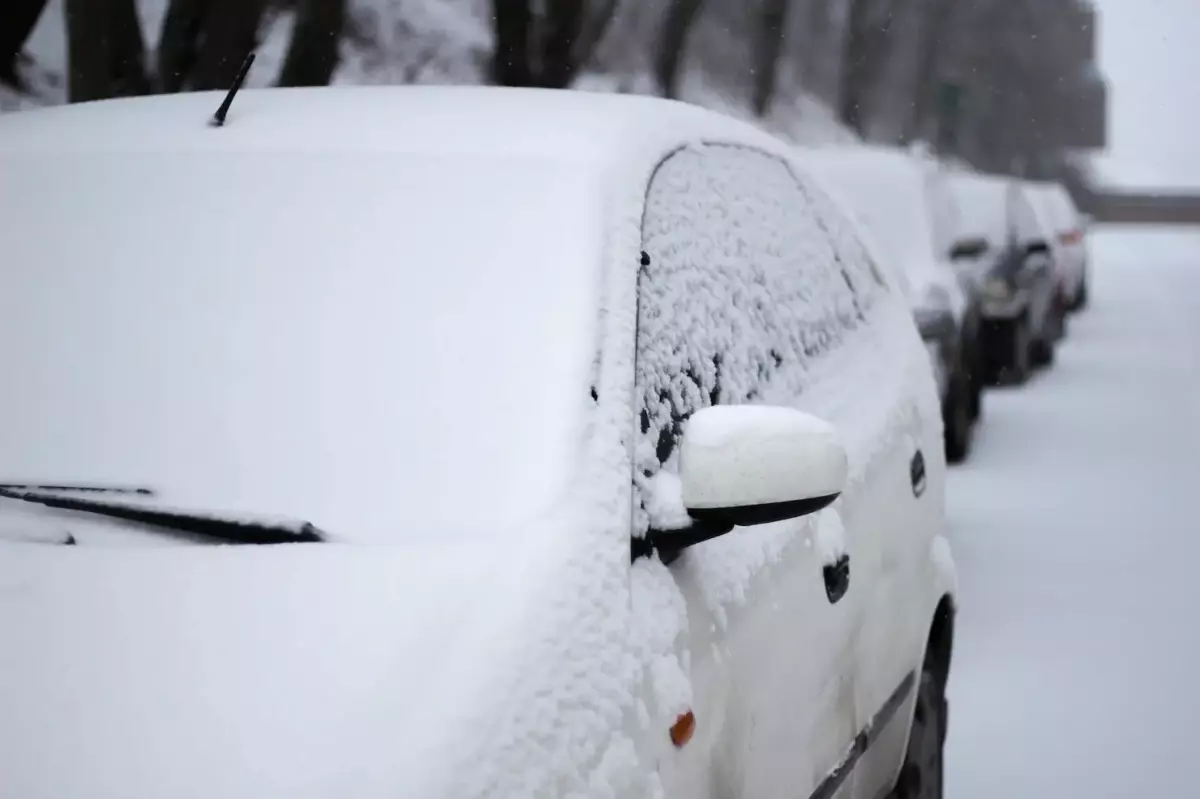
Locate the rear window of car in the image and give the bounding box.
[0,151,606,541]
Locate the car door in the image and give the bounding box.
[634,142,882,798]
[796,170,949,799]
[1009,186,1056,334]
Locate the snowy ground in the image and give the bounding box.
[945,226,1200,796]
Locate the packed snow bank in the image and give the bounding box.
[944,226,1200,797]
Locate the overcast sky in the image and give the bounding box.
[1094,0,1200,188]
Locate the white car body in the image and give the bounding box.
[793,146,972,402]
[793,145,969,330]
[0,87,956,799]
[937,169,1015,278]
[1025,181,1089,304]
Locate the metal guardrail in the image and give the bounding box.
[1088,192,1200,225]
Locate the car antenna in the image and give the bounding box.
[210,51,256,128]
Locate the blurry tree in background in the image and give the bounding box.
[0,0,48,87]
[837,0,895,138]
[157,0,267,91]
[489,0,619,88]
[904,0,954,144]
[2,0,1107,194]
[651,0,704,98]
[277,0,347,86]
[751,0,791,117]
[64,0,151,101]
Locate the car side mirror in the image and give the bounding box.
[638,405,847,564]
[1024,240,1050,257]
[949,237,988,261]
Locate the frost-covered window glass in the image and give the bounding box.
[634,144,873,531]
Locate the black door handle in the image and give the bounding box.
[823,554,850,604]
[910,449,927,498]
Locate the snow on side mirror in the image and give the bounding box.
[639,405,848,564]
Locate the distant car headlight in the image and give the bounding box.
[982,277,1011,300]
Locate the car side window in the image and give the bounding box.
[796,167,891,300]
[633,144,871,533]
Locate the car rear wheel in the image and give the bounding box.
[944,372,973,464]
[1008,318,1032,385]
[1072,275,1089,311]
[888,670,946,799]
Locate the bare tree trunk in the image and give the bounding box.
[188,0,266,90]
[109,0,151,96]
[0,0,48,86]
[751,0,790,117]
[157,0,265,92]
[572,0,619,77]
[157,0,207,92]
[66,0,112,101]
[800,0,834,98]
[491,0,534,86]
[277,0,346,86]
[540,0,587,88]
[838,0,894,137]
[903,0,952,143]
[653,0,705,98]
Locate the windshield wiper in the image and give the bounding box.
[0,487,325,545]
[0,483,156,496]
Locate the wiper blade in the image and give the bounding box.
[0,487,325,545]
[0,483,156,497]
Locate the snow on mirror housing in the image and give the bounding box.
[634,406,848,565]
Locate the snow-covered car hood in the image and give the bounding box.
[0,537,552,799]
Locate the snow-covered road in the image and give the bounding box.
[945,228,1200,796]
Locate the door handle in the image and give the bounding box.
[823,554,850,604]
[910,449,927,498]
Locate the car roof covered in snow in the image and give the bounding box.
[940,169,1015,249]
[793,144,945,284]
[0,85,784,163]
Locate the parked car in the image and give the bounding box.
[0,87,957,799]
[796,145,983,463]
[941,170,1064,384]
[1026,181,1091,312]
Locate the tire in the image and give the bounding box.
[1008,318,1031,385]
[968,375,983,422]
[964,337,984,422]
[1073,275,1089,311]
[1031,308,1058,368]
[1052,298,1068,341]
[943,373,972,464]
[888,670,946,799]
[1030,334,1054,368]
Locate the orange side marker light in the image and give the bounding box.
[670,710,696,748]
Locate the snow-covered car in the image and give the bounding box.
[795,144,983,463]
[0,86,957,799]
[941,170,1064,384]
[1026,180,1091,312]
